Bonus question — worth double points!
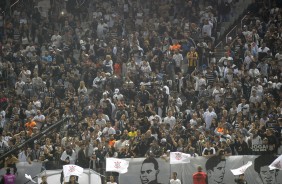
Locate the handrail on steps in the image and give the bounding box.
[215,41,223,50]
[240,14,248,29]
[10,0,20,16]
[225,25,237,44]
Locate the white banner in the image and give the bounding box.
[269,154,282,170]
[231,161,252,175]
[170,152,191,164]
[106,158,129,174]
[63,164,84,177]
[38,169,102,184]
[119,155,282,184]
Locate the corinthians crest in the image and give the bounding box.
[274,161,281,169]
[69,165,76,172]
[114,161,121,169]
[175,153,182,160]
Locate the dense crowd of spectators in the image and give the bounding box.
[0,0,281,183]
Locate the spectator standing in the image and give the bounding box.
[1,168,16,184]
[193,166,208,184]
[25,118,37,137]
[173,50,183,74]
[40,175,48,184]
[106,175,117,184]
[77,143,89,168]
[170,172,181,184]
[187,47,199,73]
[235,136,249,155]
[202,142,216,157]
[203,106,217,130]
[32,110,45,130]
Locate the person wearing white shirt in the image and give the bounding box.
[258,43,270,53]
[202,142,216,156]
[249,90,262,104]
[170,172,181,184]
[140,61,152,78]
[175,97,182,108]
[244,51,255,70]
[203,106,217,130]
[251,82,263,98]
[192,71,206,92]
[173,50,183,74]
[77,81,88,95]
[32,97,42,109]
[212,84,224,103]
[96,112,107,128]
[60,146,77,165]
[102,122,116,137]
[97,20,109,39]
[51,30,62,48]
[189,113,198,127]
[93,71,105,89]
[0,115,6,129]
[3,133,11,143]
[19,67,31,82]
[32,110,45,130]
[0,136,9,155]
[219,129,232,142]
[148,113,162,125]
[248,66,260,78]
[18,148,32,162]
[163,110,176,129]
[237,98,249,116]
[114,136,129,151]
[202,19,213,37]
[275,50,282,64]
[113,88,123,101]
[99,92,112,107]
[15,78,25,96]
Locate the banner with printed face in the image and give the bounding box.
[119,157,171,184]
[119,155,282,184]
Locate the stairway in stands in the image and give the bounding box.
[214,0,253,61]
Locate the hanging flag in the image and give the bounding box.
[231,161,252,175]
[269,155,282,170]
[24,174,36,183]
[63,165,84,177]
[170,152,191,164]
[106,158,129,174]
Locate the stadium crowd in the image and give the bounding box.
[0,0,281,183]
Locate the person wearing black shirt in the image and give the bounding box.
[265,128,278,154]
[235,136,249,155]
[138,85,150,105]
[77,143,89,168]
[135,134,150,157]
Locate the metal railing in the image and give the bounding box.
[10,0,20,16]
[0,118,69,161]
[240,14,248,29]
[225,25,237,44]
[215,40,223,50]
